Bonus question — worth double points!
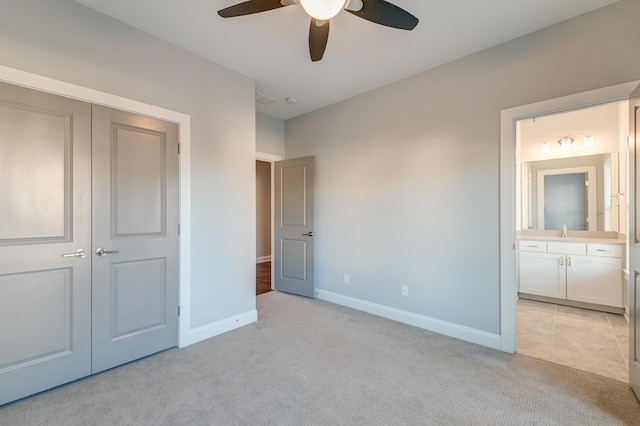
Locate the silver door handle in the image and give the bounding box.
[96,248,119,256]
[62,249,87,259]
[302,232,316,237]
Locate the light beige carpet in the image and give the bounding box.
[2,291,640,425]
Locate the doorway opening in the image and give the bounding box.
[256,152,282,296]
[499,82,640,382]
[516,101,629,381]
[256,159,272,295]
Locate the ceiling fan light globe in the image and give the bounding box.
[300,0,347,20]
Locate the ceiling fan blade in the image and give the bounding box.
[218,0,288,18]
[309,19,330,62]
[346,0,418,30]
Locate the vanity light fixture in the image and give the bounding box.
[583,135,595,149]
[540,141,551,153]
[559,137,573,151]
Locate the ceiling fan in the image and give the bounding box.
[218,0,419,62]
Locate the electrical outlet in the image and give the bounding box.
[343,273,350,284]
[401,285,409,297]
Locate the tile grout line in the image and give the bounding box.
[606,313,629,373]
[550,303,557,362]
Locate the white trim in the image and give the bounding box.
[256,151,283,162]
[0,65,194,349]
[257,256,272,263]
[499,80,640,353]
[256,152,282,291]
[180,309,258,348]
[317,290,502,350]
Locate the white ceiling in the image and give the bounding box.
[74,0,619,120]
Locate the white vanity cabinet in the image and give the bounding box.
[518,241,565,298]
[518,240,623,309]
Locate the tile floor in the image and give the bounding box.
[517,298,629,382]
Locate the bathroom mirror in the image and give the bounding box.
[516,101,627,234]
[521,153,616,231]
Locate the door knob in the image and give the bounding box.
[96,248,120,256]
[61,249,87,259]
[302,232,316,237]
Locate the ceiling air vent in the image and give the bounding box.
[255,92,275,105]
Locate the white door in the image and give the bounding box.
[0,83,92,405]
[274,157,315,297]
[629,83,640,399]
[91,105,179,373]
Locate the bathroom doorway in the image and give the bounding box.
[256,159,272,295]
[256,153,281,296]
[514,100,629,381]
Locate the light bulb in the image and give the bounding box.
[583,135,594,149]
[540,142,550,154]
[300,0,347,20]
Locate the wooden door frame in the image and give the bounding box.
[499,80,640,353]
[0,65,194,348]
[256,152,283,291]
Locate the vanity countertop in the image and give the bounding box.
[518,235,625,244]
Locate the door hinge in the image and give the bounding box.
[178,224,181,235]
[178,305,180,317]
[178,143,181,154]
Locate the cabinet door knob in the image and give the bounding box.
[567,257,572,266]
[560,257,563,266]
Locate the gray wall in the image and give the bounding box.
[257,112,285,157]
[0,0,256,329]
[285,0,640,335]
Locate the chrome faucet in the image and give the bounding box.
[562,222,570,239]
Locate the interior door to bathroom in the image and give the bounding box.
[629,82,640,400]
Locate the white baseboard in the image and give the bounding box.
[316,290,501,350]
[256,256,271,263]
[179,309,257,348]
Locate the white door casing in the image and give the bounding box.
[628,82,640,399]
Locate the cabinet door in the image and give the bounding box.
[566,255,622,307]
[519,252,566,298]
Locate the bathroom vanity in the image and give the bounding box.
[518,236,624,313]
[515,103,629,314]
